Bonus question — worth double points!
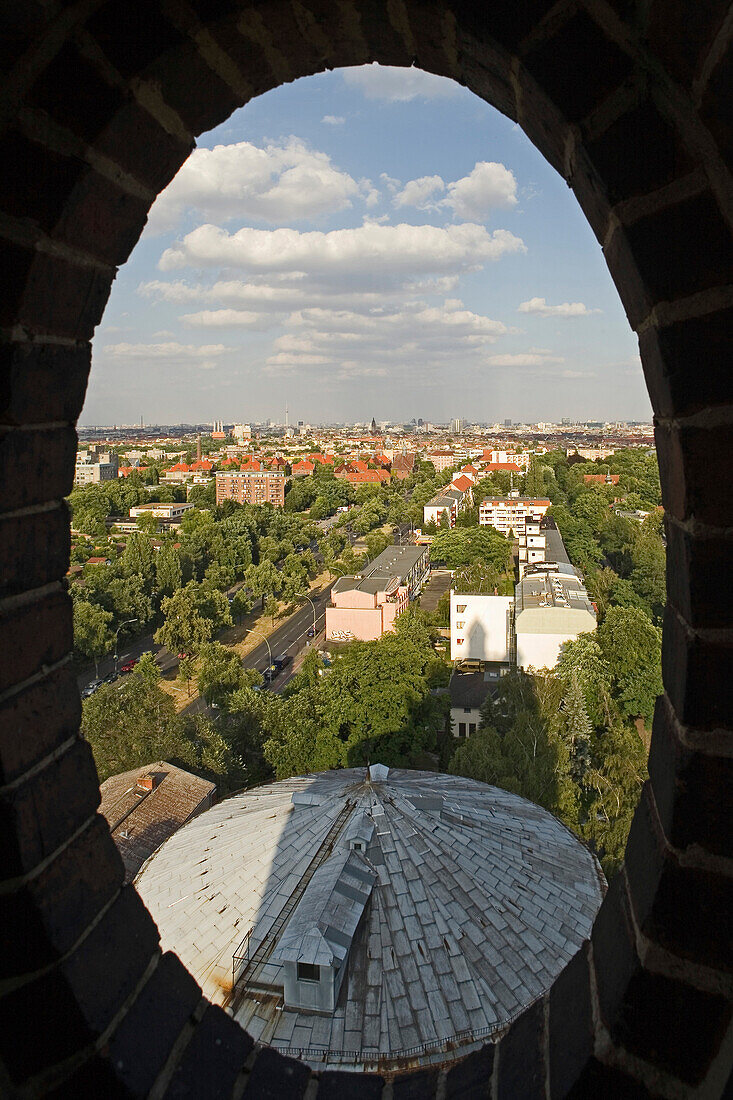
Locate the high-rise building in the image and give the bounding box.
[450,417,465,433]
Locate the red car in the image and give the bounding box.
[120,658,138,673]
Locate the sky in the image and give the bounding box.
[85,64,652,427]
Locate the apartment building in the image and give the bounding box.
[326,544,429,642]
[479,497,551,536]
[74,448,119,485]
[518,519,547,577]
[450,592,514,663]
[215,470,286,507]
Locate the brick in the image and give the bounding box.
[610,968,731,1083]
[146,40,243,137]
[15,250,114,341]
[63,885,161,1032]
[445,1042,494,1099]
[622,191,733,306]
[393,1067,439,1100]
[497,1000,545,1099]
[549,946,593,1098]
[317,1069,385,1100]
[87,1,187,80]
[640,307,733,418]
[648,699,732,857]
[0,341,91,427]
[95,100,193,194]
[54,169,151,269]
[44,1054,132,1099]
[585,98,693,206]
[0,814,122,979]
[603,222,655,330]
[107,952,202,1097]
[665,522,732,631]
[0,502,70,598]
[0,587,72,698]
[242,1046,312,1100]
[0,737,100,878]
[0,128,87,233]
[0,240,36,328]
[28,41,127,145]
[565,1057,652,1097]
[593,874,731,1083]
[626,794,733,971]
[163,1005,253,1099]
[591,874,639,1034]
[0,666,81,786]
[0,424,77,512]
[662,606,733,730]
[622,785,666,924]
[647,0,727,87]
[450,0,558,53]
[655,420,733,526]
[0,887,159,1082]
[700,46,733,175]
[522,10,633,123]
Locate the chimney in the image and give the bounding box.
[136,771,162,792]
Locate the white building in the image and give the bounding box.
[518,519,547,577]
[129,502,194,523]
[514,565,597,670]
[450,592,514,663]
[479,497,551,537]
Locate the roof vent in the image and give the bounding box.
[369,763,389,782]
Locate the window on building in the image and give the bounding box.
[456,604,467,613]
[464,706,471,713]
[469,723,477,735]
[458,722,466,737]
[456,620,465,629]
[297,963,321,982]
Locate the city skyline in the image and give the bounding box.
[86,64,651,426]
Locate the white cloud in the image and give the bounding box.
[517,297,601,317]
[159,221,526,278]
[393,175,445,209]
[390,162,518,221]
[444,161,518,220]
[485,353,565,367]
[147,138,364,231]
[343,63,459,102]
[322,114,345,125]
[101,342,230,360]
[265,299,510,377]
[180,309,272,328]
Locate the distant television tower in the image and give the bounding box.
[285,403,289,429]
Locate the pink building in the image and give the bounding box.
[326,544,429,642]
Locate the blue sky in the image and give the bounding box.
[86,64,651,426]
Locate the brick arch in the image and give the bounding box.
[1,1,731,1095]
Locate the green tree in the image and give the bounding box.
[155,581,232,655]
[196,642,246,705]
[178,655,196,697]
[73,599,114,675]
[230,588,253,623]
[122,531,155,584]
[156,540,183,597]
[597,606,662,724]
[246,559,282,609]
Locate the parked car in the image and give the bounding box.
[177,652,189,660]
[306,627,316,638]
[263,668,277,683]
[103,672,119,684]
[120,658,138,673]
[81,679,102,698]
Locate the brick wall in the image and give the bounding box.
[0,1,730,1095]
